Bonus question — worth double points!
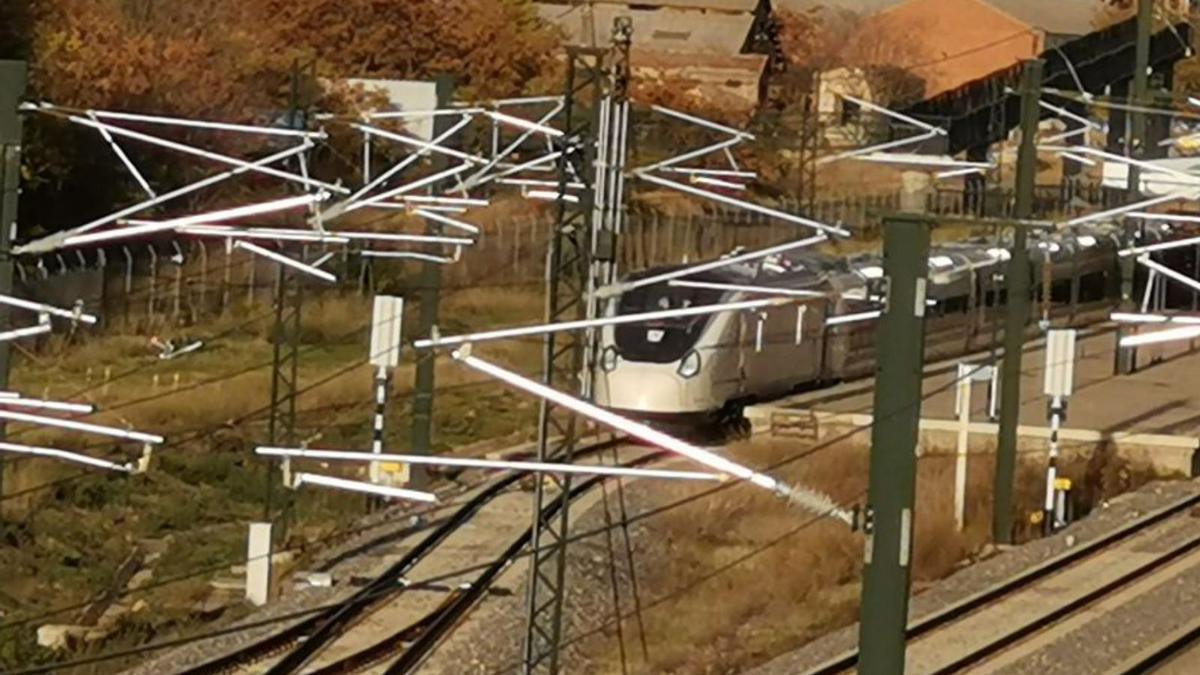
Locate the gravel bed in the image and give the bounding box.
[747,478,1200,675]
[416,462,672,675]
[122,480,480,675]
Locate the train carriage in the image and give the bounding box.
[594,223,1138,423]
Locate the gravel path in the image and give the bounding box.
[747,478,1200,675]
[416,449,669,675]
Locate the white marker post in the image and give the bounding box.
[1042,329,1076,534]
[953,363,994,531]
[368,296,404,488]
[245,522,272,606]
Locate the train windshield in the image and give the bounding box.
[613,283,724,363]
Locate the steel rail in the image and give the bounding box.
[927,532,1200,674]
[805,490,1200,674]
[1108,614,1200,674]
[179,438,624,674]
[384,446,662,674]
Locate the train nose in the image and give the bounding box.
[598,368,686,413]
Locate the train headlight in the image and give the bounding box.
[601,346,619,372]
[677,350,702,378]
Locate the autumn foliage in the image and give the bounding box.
[12,0,563,233]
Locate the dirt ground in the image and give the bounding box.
[557,435,1156,675]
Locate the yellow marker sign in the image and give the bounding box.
[1054,477,1072,491]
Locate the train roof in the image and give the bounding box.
[618,220,1167,298]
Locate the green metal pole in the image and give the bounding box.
[0,61,26,514]
[409,75,455,489]
[1117,0,1154,375]
[992,59,1042,545]
[857,213,931,675]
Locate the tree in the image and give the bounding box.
[260,0,562,100]
[17,0,563,236]
[775,8,926,106]
[0,1,32,59]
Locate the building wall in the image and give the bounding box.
[862,0,1043,97]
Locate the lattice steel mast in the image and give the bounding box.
[522,19,632,674]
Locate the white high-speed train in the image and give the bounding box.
[595,223,1154,423]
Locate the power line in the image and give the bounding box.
[5,327,1151,670]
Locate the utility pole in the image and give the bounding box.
[409,75,455,490]
[1117,0,1154,375]
[522,19,630,672]
[992,59,1042,546]
[263,61,310,555]
[857,213,932,675]
[0,61,25,510]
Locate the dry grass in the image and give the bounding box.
[576,437,1154,675]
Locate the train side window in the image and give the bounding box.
[1051,279,1073,303]
[1078,271,1107,302]
[942,295,969,314]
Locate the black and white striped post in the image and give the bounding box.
[1042,328,1076,535]
[368,365,390,482]
[367,295,404,510]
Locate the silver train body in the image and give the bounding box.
[595,223,1167,421]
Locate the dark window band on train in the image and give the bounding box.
[614,275,724,364]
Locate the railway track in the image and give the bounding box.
[180,437,635,675]
[807,491,1200,675]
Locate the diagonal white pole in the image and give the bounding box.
[234,241,337,283]
[0,409,163,443]
[412,208,479,234]
[415,297,787,349]
[89,111,156,198]
[59,112,346,193]
[293,472,437,502]
[650,104,754,139]
[463,102,565,189]
[1138,255,1200,294]
[83,107,324,138]
[0,293,97,324]
[816,130,940,165]
[483,110,564,138]
[640,137,745,173]
[360,251,453,263]
[353,122,488,167]
[1061,192,1187,227]
[62,193,326,247]
[667,280,825,298]
[346,163,473,212]
[344,115,474,205]
[636,172,850,237]
[0,442,132,472]
[0,321,52,344]
[15,143,313,254]
[1120,233,1200,257]
[452,348,854,525]
[257,447,724,481]
[600,234,828,296]
[840,94,946,134]
[174,225,350,244]
[1038,99,1103,130]
[1120,325,1200,347]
